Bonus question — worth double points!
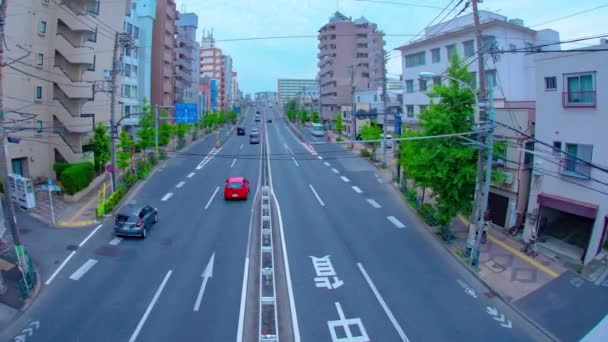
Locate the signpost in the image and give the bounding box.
[106,164,114,173]
[175,103,198,124]
[48,178,55,224]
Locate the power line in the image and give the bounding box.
[530,3,608,28]
[351,0,446,9]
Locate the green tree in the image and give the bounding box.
[299,109,309,123]
[311,111,320,123]
[399,55,477,226]
[117,130,134,174]
[137,102,155,158]
[158,109,173,146]
[359,119,382,158]
[175,123,188,146]
[91,123,111,173]
[228,110,237,123]
[335,114,344,135]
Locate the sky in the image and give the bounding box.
[175,0,608,94]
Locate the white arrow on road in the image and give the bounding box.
[193,253,215,311]
[493,313,505,322]
[30,321,40,329]
[486,306,498,316]
[13,335,26,342]
[501,320,512,328]
[21,328,33,336]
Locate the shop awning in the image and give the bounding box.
[537,192,598,219]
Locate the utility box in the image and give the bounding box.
[8,174,36,209]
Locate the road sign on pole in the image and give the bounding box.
[106,164,114,173]
[175,103,198,124]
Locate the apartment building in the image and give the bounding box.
[231,71,240,108]
[3,0,127,180]
[523,41,608,264]
[121,0,156,135]
[317,12,385,123]
[200,30,222,110]
[396,11,560,232]
[221,54,233,110]
[151,0,176,113]
[255,91,278,105]
[175,12,198,104]
[277,79,318,105]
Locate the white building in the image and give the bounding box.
[523,40,608,264]
[395,11,561,232]
[352,88,403,134]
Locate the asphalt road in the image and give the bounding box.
[1,107,261,342]
[266,108,550,342]
[2,104,551,342]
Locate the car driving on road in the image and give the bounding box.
[249,131,260,144]
[114,202,158,238]
[237,127,245,135]
[224,177,250,200]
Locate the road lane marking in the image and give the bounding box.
[196,147,222,170]
[331,168,339,174]
[161,193,173,201]
[176,181,186,188]
[324,161,330,167]
[317,156,323,160]
[45,251,76,285]
[378,178,384,183]
[291,157,300,167]
[358,263,410,341]
[352,186,363,193]
[387,216,406,228]
[340,176,350,182]
[204,186,220,210]
[69,259,98,281]
[366,199,381,208]
[129,270,173,342]
[194,253,215,311]
[187,172,195,178]
[78,224,104,247]
[109,237,122,245]
[240,144,244,150]
[309,184,325,206]
[230,158,237,168]
[328,302,369,341]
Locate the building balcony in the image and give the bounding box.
[562,91,596,108]
[60,0,99,16]
[559,158,591,179]
[53,66,93,99]
[165,21,175,34]
[52,86,93,134]
[163,82,173,93]
[163,50,173,63]
[57,5,97,33]
[55,33,95,65]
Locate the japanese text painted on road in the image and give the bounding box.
[310,255,344,290]
[328,302,369,342]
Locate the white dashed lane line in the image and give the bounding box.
[161,193,173,201]
[204,186,220,210]
[187,172,195,178]
[69,259,98,281]
[317,156,323,160]
[109,237,122,245]
[291,157,300,167]
[340,176,350,182]
[366,199,381,208]
[230,158,237,168]
[324,161,330,167]
[331,168,340,174]
[308,184,325,207]
[176,181,186,188]
[352,186,363,193]
[387,216,406,228]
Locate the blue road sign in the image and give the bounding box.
[48,178,53,186]
[395,113,402,136]
[175,103,198,124]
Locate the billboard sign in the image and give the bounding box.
[175,103,198,124]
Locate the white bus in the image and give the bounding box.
[311,123,325,137]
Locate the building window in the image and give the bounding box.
[545,76,557,90]
[36,53,44,66]
[132,47,138,58]
[124,64,131,77]
[483,35,498,53]
[552,141,562,155]
[405,51,425,68]
[419,105,428,114]
[124,47,131,57]
[486,70,497,89]
[523,141,534,168]
[35,86,42,100]
[131,85,138,98]
[446,44,457,58]
[431,48,440,63]
[127,23,133,34]
[469,72,477,88]
[419,79,427,91]
[406,105,414,118]
[36,121,43,133]
[123,85,130,98]
[508,43,517,51]
[463,40,475,57]
[405,80,414,93]
[565,73,595,105]
[133,27,139,39]
[123,105,131,116]
[357,96,360,102]
[433,76,442,86]
[563,143,593,178]
[373,95,378,102]
[39,21,47,34]
[132,65,138,77]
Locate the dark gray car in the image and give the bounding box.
[114,203,158,238]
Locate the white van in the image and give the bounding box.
[311,123,325,137]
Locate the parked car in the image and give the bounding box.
[114,202,158,238]
[224,177,250,200]
[237,127,246,135]
[384,134,393,149]
[249,132,260,144]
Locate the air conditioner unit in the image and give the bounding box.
[502,171,514,185]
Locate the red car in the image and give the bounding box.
[224,177,250,200]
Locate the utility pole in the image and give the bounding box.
[381,50,389,166]
[109,32,134,194]
[0,0,28,289]
[349,66,356,139]
[154,104,159,157]
[467,0,490,266]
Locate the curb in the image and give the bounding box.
[386,181,560,341]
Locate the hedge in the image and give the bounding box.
[53,162,92,180]
[61,162,95,195]
[96,185,126,219]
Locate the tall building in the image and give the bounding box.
[317,12,386,121]
[395,11,560,234]
[277,79,318,104]
[523,41,608,265]
[231,72,240,108]
[3,0,128,179]
[221,54,233,110]
[151,0,176,113]
[200,30,223,110]
[175,12,198,104]
[121,0,157,136]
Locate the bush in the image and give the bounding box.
[419,203,438,225]
[96,185,127,218]
[360,149,372,158]
[336,136,344,142]
[123,172,138,188]
[53,162,93,180]
[61,162,95,195]
[137,162,153,180]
